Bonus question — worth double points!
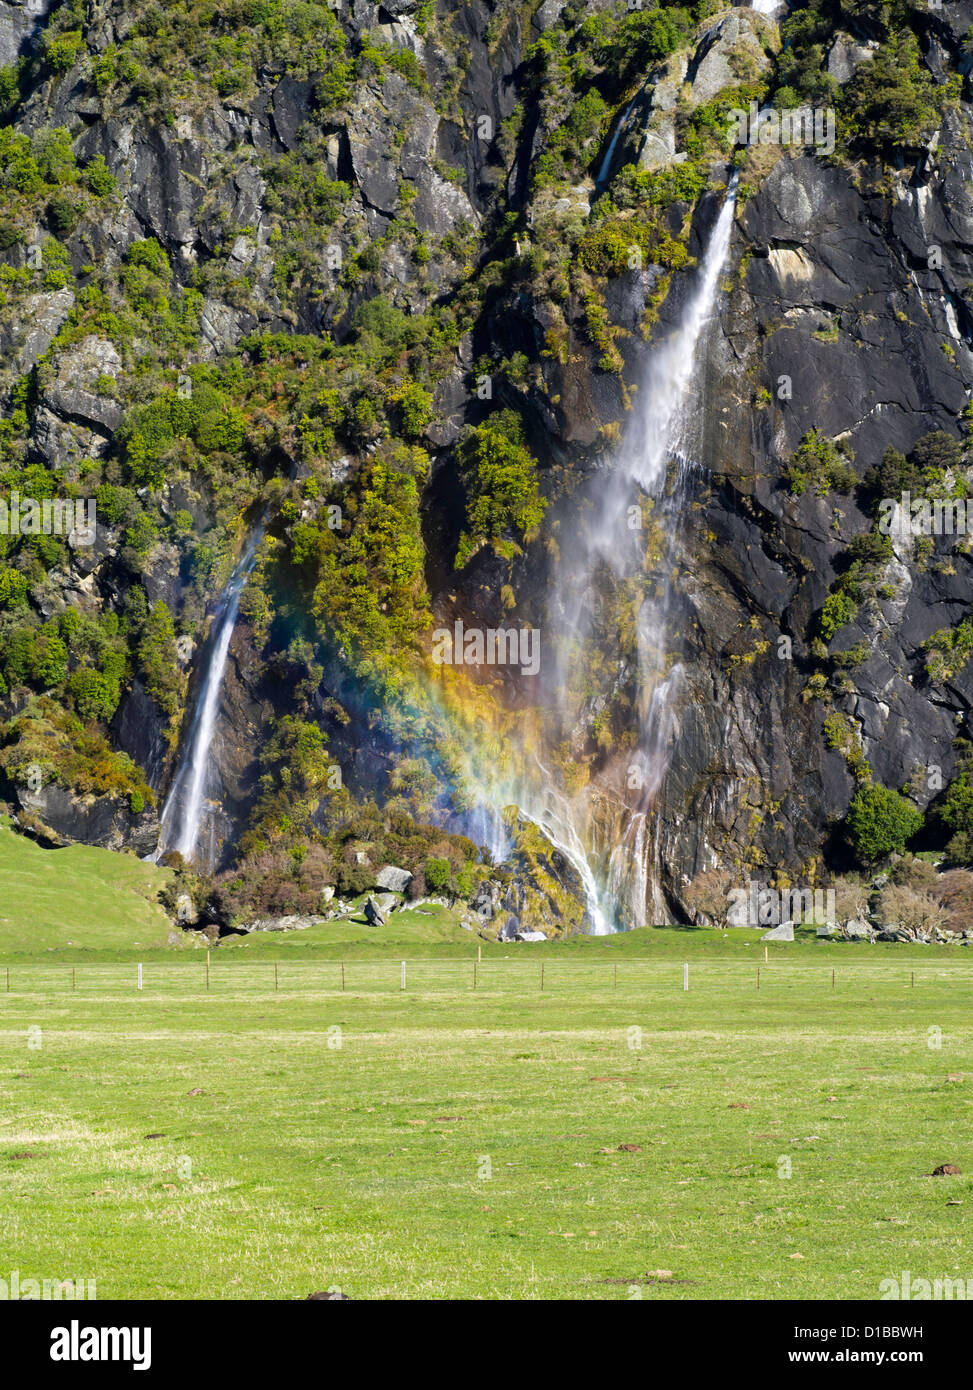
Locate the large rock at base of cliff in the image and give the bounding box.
[15,784,158,856]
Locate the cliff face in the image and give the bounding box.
[2,0,973,928]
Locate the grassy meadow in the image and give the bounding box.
[1,826,971,1299]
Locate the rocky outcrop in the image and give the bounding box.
[15,783,158,855]
[4,1,973,937]
[238,913,324,933]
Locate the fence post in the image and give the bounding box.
[137,962,143,991]
[401,960,406,991]
[683,962,688,992]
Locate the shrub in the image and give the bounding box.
[335,861,373,897]
[455,411,546,567]
[44,30,83,74]
[388,381,433,439]
[846,785,923,865]
[423,856,451,893]
[783,430,856,497]
[138,601,181,718]
[923,617,973,684]
[684,867,736,930]
[818,590,859,641]
[878,882,950,935]
[85,155,117,197]
[843,30,945,156]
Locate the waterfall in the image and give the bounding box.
[155,524,265,868]
[595,96,638,191]
[521,173,740,930]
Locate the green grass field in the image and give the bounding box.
[1,829,971,1300]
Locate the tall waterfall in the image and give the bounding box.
[155,524,265,868]
[512,173,740,930]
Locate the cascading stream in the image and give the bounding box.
[154,523,266,867]
[594,95,638,191]
[509,173,740,931]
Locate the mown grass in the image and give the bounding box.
[0,823,176,954]
[1,826,970,1298]
[1,954,971,1300]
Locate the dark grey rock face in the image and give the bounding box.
[16,782,158,855]
[3,0,973,928]
[639,128,973,909]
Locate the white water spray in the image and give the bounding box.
[525,173,740,930]
[155,525,265,866]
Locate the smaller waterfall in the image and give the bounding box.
[595,96,638,190]
[155,524,265,866]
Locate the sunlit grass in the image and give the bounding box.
[1,954,970,1299]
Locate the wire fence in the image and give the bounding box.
[1,957,971,1000]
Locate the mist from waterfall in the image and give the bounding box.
[503,174,739,931]
[155,523,266,869]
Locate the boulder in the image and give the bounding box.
[173,893,199,927]
[687,13,772,109]
[762,920,795,941]
[363,896,387,926]
[0,288,75,378]
[240,915,323,933]
[825,32,878,85]
[15,783,158,857]
[842,919,873,940]
[375,865,413,893]
[42,335,124,434]
[470,879,502,921]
